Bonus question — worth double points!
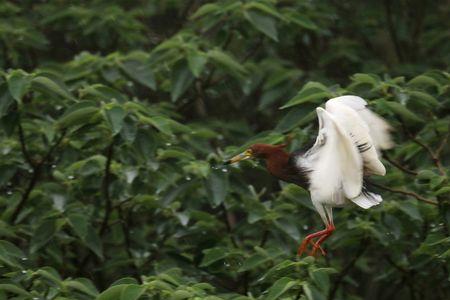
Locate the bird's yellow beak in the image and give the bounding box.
[224,149,253,165]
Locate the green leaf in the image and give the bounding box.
[6,70,31,104]
[407,75,441,89]
[30,219,57,253]
[275,104,317,132]
[98,284,143,300]
[67,214,103,259]
[350,73,380,87]
[0,84,14,117]
[0,240,24,258]
[311,268,331,292]
[200,247,228,267]
[171,61,195,102]
[31,76,75,100]
[207,50,247,79]
[119,59,156,90]
[190,3,221,19]
[205,168,229,207]
[104,106,126,135]
[139,115,188,135]
[265,277,298,300]
[302,283,325,300]
[84,227,103,259]
[280,82,331,109]
[57,106,99,128]
[120,284,145,300]
[238,253,270,272]
[172,290,193,299]
[287,13,318,30]
[81,84,127,103]
[157,148,195,161]
[187,51,208,78]
[64,279,99,297]
[68,213,88,239]
[434,186,450,196]
[0,284,31,297]
[408,91,440,107]
[397,201,422,221]
[245,2,283,19]
[0,240,25,269]
[379,100,423,123]
[244,11,278,41]
[35,267,63,285]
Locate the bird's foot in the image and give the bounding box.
[309,242,326,256]
[297,238,325,257]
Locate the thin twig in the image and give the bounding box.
[384,255,417,300]
[259,229,269,247]
[221,204,238,248]
[328,240,367,300]
[100,142,115,235]
[117,206,139,280]
[18,122,35,167]
[368,181,438,206]
[412,138,446,176]
[383,153,418,176]
[10,130,66,223]
[436,132,449,158]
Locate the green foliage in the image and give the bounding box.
[0,0,449,299]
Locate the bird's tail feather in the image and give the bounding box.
[350,187,382,209]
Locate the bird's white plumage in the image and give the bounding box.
[326,96,393,151]
[302,96,392,211]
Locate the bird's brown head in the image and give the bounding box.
[224,143,287,165]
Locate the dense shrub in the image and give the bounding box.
[0,1,449,299]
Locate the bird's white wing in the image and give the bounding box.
[325,96,389,175]
[326,96,393,150]
[307,107,363,200]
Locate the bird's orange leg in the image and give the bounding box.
[297,228,330,256]
[310,224,335,256]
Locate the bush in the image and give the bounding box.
[0,1,449,299]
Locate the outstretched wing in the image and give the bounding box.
[304,96,391,209]
[306,107,363,200]
[326,95,393,151]
[325,96,391,175]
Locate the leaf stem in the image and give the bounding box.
[100,141,115,235]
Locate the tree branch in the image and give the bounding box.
[17,122,35,167]
[368,181,438,206]
[383,153,418,176]
[436,132,449,158]
[10,130,66,223]
[412,138,446,176]
[328,240,367,300]
[100,142,115,235]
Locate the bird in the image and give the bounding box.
[225,95,393,256]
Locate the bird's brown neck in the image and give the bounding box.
[264,149,291,180]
